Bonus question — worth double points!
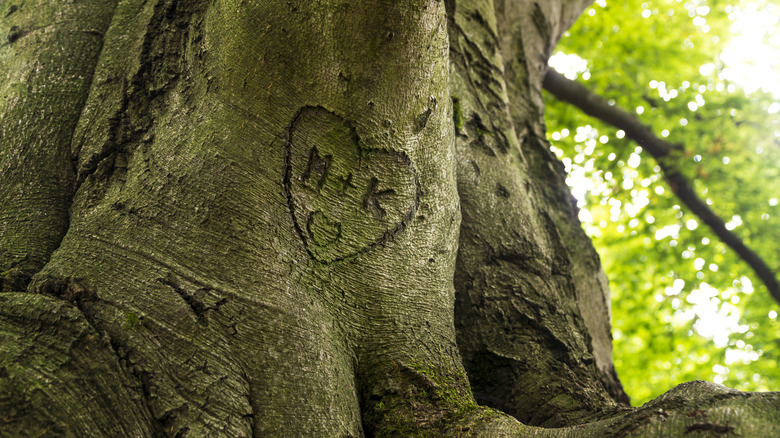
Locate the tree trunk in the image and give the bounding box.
[1,0,777,436]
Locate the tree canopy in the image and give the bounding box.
[544,0,780,405]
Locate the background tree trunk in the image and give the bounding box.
[1,0,777,436]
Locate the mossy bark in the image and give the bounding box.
[1,0,778,436]
[0,0,116,290]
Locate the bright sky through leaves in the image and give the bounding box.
[550,1,780,98]
[719,2,780,97]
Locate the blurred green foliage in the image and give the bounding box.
[545,0,780,405]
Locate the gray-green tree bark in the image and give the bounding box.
[1,0,777,436]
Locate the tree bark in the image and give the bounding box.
[1,0,778,436]
[446,0,627,425]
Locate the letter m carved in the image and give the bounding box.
[300,147,331,193]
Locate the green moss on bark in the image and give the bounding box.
[0,0,117,287]
[364,361,505,437]
[452,97,465,134]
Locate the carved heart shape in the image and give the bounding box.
[284,106,418,262]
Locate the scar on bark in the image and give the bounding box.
[32,276,96,307]
[495,183,510,199]
[158,274,226,325]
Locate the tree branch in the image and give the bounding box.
[542,68,780,306]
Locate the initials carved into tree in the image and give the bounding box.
[284,106,418,262]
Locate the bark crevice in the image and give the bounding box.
[75,0,201,191]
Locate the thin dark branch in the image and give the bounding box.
[543,68,780,306]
